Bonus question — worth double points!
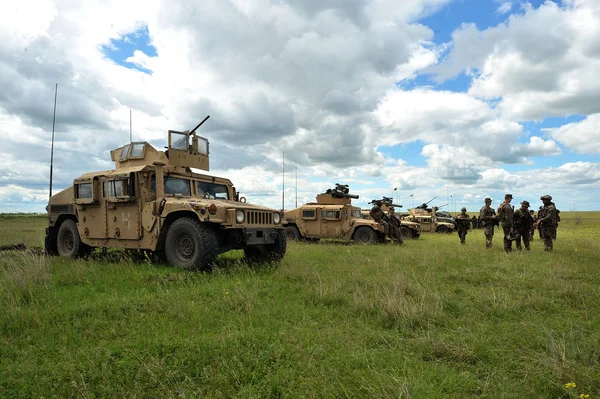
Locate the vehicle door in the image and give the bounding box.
[297,207,318,238]
[73,177,105,239]
[320,208,342,237]
[419,216,432,232]
[104,173,141,240]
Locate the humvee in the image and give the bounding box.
[45,116,286,269]
[360,198,421,239]
[403,214,455,234]
[284,184,399,244]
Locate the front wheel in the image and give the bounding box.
[353,226,377,244]
[285,225,301,242]
[165,218,218,270]
[57,219,91,258]
[436,226,449,234]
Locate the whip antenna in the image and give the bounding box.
[49,83,58,199]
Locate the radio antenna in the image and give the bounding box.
[129,109,132,142]
[49,83,58,199]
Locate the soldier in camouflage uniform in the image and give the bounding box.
[529,210,537,241]
[455,207,470,244]
[498,194,515,253]
[387,207,404,244]
[514,201,533,250]
[480,198,496,249]
[370,200,402,244]
[537,206,545,239]
[534,195,558,251]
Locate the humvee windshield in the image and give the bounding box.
[196,181,229,200]
[164,177,191,196]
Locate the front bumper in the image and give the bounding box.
[242,227,280,245]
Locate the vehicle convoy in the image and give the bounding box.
[360,197,421,239]
[284,184,408,244]
[45,116,286,269]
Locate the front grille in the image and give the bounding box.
[246,211,273,225]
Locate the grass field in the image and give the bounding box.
[1,213,599,398]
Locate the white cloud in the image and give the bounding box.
[543,114,600,154]
[430,0,600,120]
[496,2,512,15]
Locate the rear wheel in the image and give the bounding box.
[165,218,218,270]
[245,229,287,264]
[399,226,411,240]
[284,225,301,242]
[353,226,377,244]
[57,219,92,258]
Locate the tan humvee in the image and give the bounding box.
[284,184,401,244]
[360,200,421,239]
[45,117,286,269]
[402,212,456,234]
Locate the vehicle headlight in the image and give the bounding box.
[273,212,281,224]
[236,210,245,223]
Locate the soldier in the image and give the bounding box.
[471,215,478,229]
[537,205,545,239]
[514,201,533,250]
[498,193,515,253]
[534,195,558,251]
[480,198,497,249]
[387,207,404,244]
[455,207,470,244]
[529,209,537,241]
[370,200,401,244]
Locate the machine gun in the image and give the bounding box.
[369,196,402,208]
[323,183,359,199]
[414,196,437,212]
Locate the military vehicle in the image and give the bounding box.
[361,197,421,239]
[45,116,286,270]
[406,197,456,228]
[404,214,455,233]
[284,184,408,244]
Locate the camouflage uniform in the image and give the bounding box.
[370,203,401,244]
[387,208,404,244]
[529,210,537,241]
[480,199,496,248]
[455,208,470,244]
[498,195,515,253]
[514,202,533,250]
[471,216,478,229]
[536,195,558,251]
[537,206,545,239]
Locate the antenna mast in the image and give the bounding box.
[295,165,297,208]
[130,109,132,142]
[282,152,285,211]
[49,83,58,199]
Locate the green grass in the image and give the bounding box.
[1,214,599,398]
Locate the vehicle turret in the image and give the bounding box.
[314,183,359,205]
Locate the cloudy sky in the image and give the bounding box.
[1,0,599,213]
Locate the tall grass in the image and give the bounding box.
[0,214,599,397]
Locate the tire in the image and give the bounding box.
[399,226,411,240]
[353,226,377,244]
[436,226,449,234]
[57,219,91,258]
[245,229,287,264]
[285,225,301,242]
[165,218,218,270]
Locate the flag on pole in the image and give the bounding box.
[393,187,397,191]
